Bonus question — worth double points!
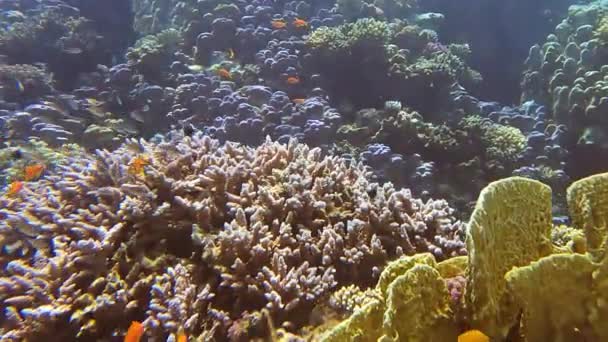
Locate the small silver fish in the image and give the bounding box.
[62,47,83,55]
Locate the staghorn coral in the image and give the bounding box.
[0,133,464,340]
[328,284,382,316]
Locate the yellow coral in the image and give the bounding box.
[465,177,553,339]
[505,253,597,341]
[319,299,384,342]
[567,172,608,261]
[376,253,436,294]
[381,264,458,341]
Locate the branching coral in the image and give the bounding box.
[0,133,464,340]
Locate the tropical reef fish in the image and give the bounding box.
[124,321,144,342]
[24,163,45,181]
[128,155,150,176]
[271,19,287,29]
[458,329,489,342]
[217,68,232,80]
[6,181,23,196]
[293,18,309,28]
[188,64,205,72]
[15,79,24,93]
[286,76,300,85]
[62,47,83,55]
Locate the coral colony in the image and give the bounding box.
[1,0,608,341]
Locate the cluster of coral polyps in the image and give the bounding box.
[0,133,465,340]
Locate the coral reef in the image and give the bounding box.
[0,133,464,340]
[321,172,608,341]
[521,2,608,154]
[2,0,608,341]
[305,18,479,112]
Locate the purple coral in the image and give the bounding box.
[0,133,465,340]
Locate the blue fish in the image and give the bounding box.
[15,80,24,93]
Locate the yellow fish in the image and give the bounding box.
[458,329,489,342]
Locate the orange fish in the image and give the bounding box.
[24,164,45,181]
[292,98,306,104]
[124,321,144,342]
[293,18,308,28]
[271,19,287,29]
[458,329,489,342]
[286,76,300,85]
[6,181,24,196]
[128,156,150,176]
[217,68,232,80]
[177,332,187,342]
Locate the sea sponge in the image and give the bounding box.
[319,253,457,342]
[320,299,384,341]
[567,172,608,261]
[465,177,553,339]
[505,253,597,341]
[381,264,457,341]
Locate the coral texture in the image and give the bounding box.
[0,133,464,340]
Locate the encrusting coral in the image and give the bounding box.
[321,171,608,341]
[0,132,465,340]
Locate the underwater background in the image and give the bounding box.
[1,0,608,341]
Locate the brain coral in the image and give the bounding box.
[0,132,465,340]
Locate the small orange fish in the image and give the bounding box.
[128,156,150,176]
[292,98,306,104]
[286,76,300,85]
[271,19,287,29]
[124,321,144,342]
[458,329,489,342]
[24,164,45,181]
[6,181,24,196]
[217,68,232,80]
[293,18,308,28]
[177,332,187,342]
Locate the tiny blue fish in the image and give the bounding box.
[15,80,24,93]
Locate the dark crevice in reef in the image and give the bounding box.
[566,144,608,180]
[421,0,574,105]
[64,0,135,56]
